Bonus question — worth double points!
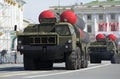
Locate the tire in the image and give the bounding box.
[65,47,80,70]
[111,53,120,64]
[111,56,115,64]
[84,60,88,68]
[24,53,36,70]
[77,47,81,69]
[81,58,88,68]
[84,53,89,68]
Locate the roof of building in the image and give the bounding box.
[49,0,120,10]
[85,0,120,6]
[50,6,73,9]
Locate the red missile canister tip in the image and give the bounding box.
[60,10,76,25]
[38,10,55,23]
[107,34,116,41]
[96,34,105,40]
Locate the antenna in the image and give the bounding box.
[58,0,60,15]
[14,25,17,31]
[56,0,61,21]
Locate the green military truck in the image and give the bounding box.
[88,34,120,64]
[16,10,90,70]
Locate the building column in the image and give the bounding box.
[105,14,109,32]
[117,14,120,31]
[93,14,98,34]
[82,14,87,31]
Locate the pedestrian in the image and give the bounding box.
[0,49,7,63]
[12,50,17,64]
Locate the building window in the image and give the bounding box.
[99,14,103,20]
[111,25,116,31]
[110,13,115,20]
[87,14,92,20]
[98,25,104,31]
[110,23,118,31]
[87,25,92,33]
[98,23,107,31]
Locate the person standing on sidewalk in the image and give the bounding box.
[11,50,17,64]
[0,49,7,63]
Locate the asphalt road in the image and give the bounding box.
[0,61,120,79]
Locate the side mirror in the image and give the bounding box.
[14,25,17,31]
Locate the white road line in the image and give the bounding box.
[0,71,50,78]
[24,63,111,78]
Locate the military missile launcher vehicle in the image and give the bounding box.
[88,33,120,64]
[17,10,90,70]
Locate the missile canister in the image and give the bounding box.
[107,34,116,41]
[38,10,55,23]
[96,34,105,40]
[60,10,90,43]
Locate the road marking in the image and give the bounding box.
[0,71,50,78]
[24,63,111,78]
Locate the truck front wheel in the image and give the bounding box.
[65,47,81,70]
[111,53,120,64]
[24,53,36,70]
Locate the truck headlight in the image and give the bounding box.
[17,45,24,50]
[21,46,24,49]
[67,39,72,44]
[65,45,69,48]
[18,40,22,44]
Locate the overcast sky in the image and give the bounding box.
[23,0,105,23]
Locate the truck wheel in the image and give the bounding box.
[84,60,88,68]
[111,53,120,64]
[117,53,120,64]
[84,54,89,68]
[65,47,80,70]
[77,47,81,69]
[24,54,36,70]
[81,57,88,68]
[111,56,115,64]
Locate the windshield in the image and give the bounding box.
[55,25,70,36]
[24,24,55,33]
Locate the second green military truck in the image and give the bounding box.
[89,33,120,64]
[17,10,90,70]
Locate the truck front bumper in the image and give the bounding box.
[17,45,72,61]
[89,51,114,60]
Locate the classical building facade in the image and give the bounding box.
[0,0,25,52]
[50,0,120,40]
